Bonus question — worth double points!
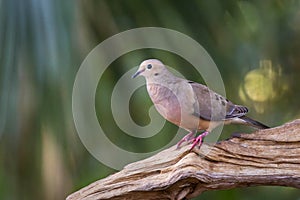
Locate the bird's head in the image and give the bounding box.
[132,59,167,80]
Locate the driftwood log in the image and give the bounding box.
[67,120,300,200]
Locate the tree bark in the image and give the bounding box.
[67,119,300,200]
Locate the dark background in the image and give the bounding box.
[1,0,300,199]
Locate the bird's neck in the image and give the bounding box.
[146,70,179,84]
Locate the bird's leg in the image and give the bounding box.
[176,130,197,149]
[189,130,210,151]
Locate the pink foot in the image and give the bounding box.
[189,131,210,151]
[176,131,196,149]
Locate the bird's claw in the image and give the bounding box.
[176,131,195,149]
[177,130,210,151]
[189,131,210,151]
[190,136,203,151]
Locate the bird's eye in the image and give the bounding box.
[147,64,152,69]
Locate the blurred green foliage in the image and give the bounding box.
[1,0,300,199]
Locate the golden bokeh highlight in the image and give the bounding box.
[239,60,287,113]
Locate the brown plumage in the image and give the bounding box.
[132,59,269,150]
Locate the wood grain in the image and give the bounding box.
[67,119,300,200]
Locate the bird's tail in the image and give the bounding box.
[239,116,270,129]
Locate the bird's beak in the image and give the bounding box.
[132,68,145,78]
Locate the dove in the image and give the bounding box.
[132,59,269,150]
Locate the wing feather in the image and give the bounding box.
[188,81,248,121]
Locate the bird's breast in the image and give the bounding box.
[146,83,207,130]
[147,83,181,125]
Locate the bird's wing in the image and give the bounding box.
[188,81,248,121]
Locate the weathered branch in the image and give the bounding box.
[67,120,300,200]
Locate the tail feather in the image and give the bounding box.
[239,116,269,129]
